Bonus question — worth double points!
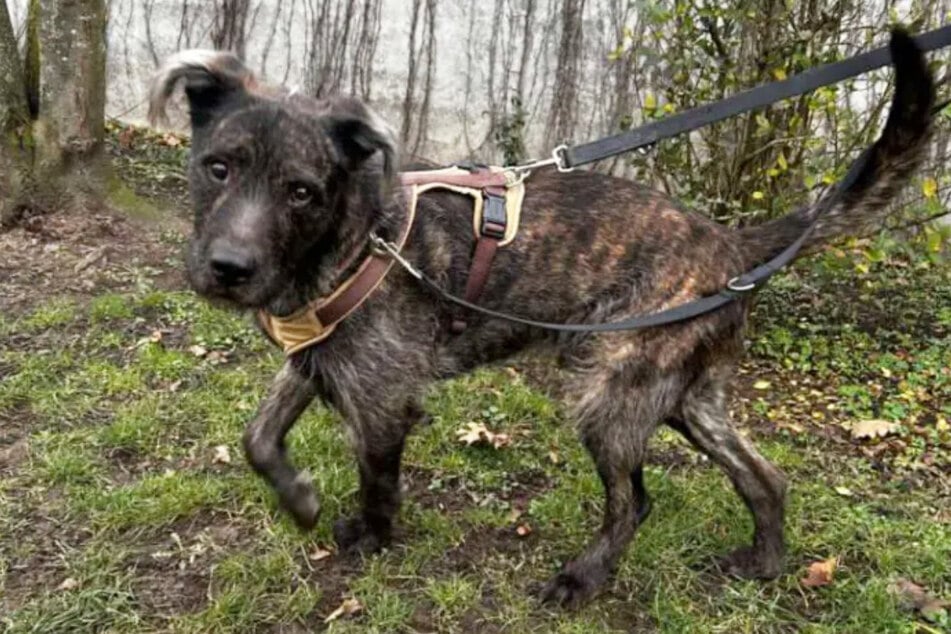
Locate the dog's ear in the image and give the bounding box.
[149,50,256,130]
[322,101,397,181]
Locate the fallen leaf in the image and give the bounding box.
[324,597,362,623]
[162,132,183,147]
[506,508,523,523]
[515,523,533,537]
[455,422,511,449]
[58,577,79,591]
[753,380,771,390]
[922,176,938,199]
[888,578,951,623]
[309,546,333,562]
[212,445,231,465]
[188,344,208,358]
[851,419,899,440]
[801,556,838,588]
[548,449,561,464]
[150,330,163,343]
[834,486,854,497]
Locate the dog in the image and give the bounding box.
[148,30,933,606]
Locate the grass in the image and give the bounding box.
[1,229,949,633]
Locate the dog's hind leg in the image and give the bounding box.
[243,362,321,528]
[541,368,674,607]
[333,399,426,555]
[676,368,787,579]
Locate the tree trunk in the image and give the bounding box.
[0,0,31,223]
[35,0,107,184]
[0,0,107,226]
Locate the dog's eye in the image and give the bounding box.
[288,184,314,207]
[208,161,229,182]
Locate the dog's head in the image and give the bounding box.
[149,51,397,312]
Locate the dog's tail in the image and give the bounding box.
[737,29,934,268]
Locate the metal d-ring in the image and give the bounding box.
[727,277,756,293]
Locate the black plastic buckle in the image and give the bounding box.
[481,193,507,239]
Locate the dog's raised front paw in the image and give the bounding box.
[540,560,610,609]
[718,546,783,580]
[278,471,321,530]
[332,516,389,556]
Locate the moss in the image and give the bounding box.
[105,174,163,221]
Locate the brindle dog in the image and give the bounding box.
[149,31,933,606]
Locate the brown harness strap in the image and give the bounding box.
[451,180,508,333]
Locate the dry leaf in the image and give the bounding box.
[505,508,523,523]
[515,523,533,537]
[455,422,511,449]
[188,344,208,358]
[801,557,838,588]
[162,132,183,147]
[851,419,899,440]
[324,597,362,623]
[834,486,854,497]
[309,546,333,562]
[753,380,772,390]
[888,578,950,623]
[212,445,231,465]
[548,449,561,464]
[58,577,79,591]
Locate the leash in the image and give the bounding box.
[370,26,947,334]
[516,24,951,172]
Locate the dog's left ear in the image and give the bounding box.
[323,101,397,181]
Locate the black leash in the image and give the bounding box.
[372,148,870,333]
[555,24,951,170]
[372,26,948,334]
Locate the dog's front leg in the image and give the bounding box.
[243,361,321,528]
[333,399,425,555]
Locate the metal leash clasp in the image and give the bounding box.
[369,233,424,280]
[551,144,574,172]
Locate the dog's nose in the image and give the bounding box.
[209,241,256,287]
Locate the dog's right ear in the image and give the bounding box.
[148,50,256,130]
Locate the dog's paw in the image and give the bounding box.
[540,560,609,609]
[332,516,388,556]
[279,471,321,530]
[718,546,783,580]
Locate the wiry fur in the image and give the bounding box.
[150,30,934,607]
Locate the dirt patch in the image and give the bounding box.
[0,207,186,317]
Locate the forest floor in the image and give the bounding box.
[0,128,949,633]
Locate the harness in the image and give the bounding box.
[260,25,951,357]
[260,167,526,354]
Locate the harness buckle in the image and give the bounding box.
[481,192,507,239]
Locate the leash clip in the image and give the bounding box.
[551,144,575,173]
[369,233,423,280]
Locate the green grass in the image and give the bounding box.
[1,239,948,633]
